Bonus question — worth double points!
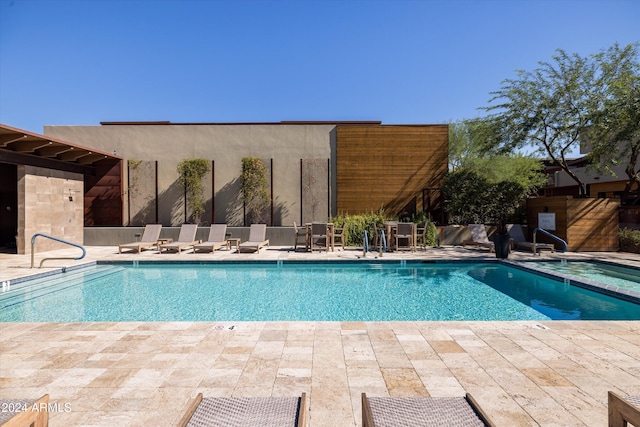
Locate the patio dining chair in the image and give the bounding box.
[332,222,347,250]
[395,222,415,252]
[293,222,308,251]
[310,222,329,252]
[371,222,380,251]
[362,393,494,427]
[178,393,307,427]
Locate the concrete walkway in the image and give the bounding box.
[1,246,640,426]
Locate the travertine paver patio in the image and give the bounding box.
[1,246,640,426]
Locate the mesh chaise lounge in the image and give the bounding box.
[118,224,162,254]
[159,224,199,254]
[194,224,228,253]
[178,393,307,427]
[0,394,49,427]
[507,224,555,255]
[362,393,494,427]
[462,224,495,252]
[609,391,640,427]
[239,224,269,253]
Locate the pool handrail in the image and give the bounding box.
[533,228,568,253]
[31,233,87,268]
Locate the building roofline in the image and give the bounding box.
[99,120,384,126]
[97,120,447,127]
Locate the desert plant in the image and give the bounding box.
[177,158,210,223]
[241,157,270,224]
[619,228,640,253]
[331,210,392,247]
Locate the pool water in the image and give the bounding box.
[523,261,640,293]
[2,262,640,322]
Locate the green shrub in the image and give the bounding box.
[422,220,438,247]
[331,210,392,247]
[330,210,439,248]
[619,228,640,253]
[406,211,438,247]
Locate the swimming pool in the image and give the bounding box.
[517,260,640,299]
[2,261,639,322]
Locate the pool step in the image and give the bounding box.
[0,265,125,309]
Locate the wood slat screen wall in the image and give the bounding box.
[527,196,620,251]
[84,159,123,226]
[336,125,448,216]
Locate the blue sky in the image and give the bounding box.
[1,0,639,135]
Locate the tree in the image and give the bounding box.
[586,43,640,195]
[448,119,547,192]
[484,49,597,196]
[442,170,530,228]
[485,42,640,197]
[177,158,210,223]
[241,157,270,224]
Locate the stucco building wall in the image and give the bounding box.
[45,124,336,226]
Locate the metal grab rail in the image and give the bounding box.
[533,228,568,253]
[31,233,87,268]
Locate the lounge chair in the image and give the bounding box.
[194,224,228,253]
[239,224,270,253]
[0,394,49,427]
[462,224,495,252]
[293,222,308,251]
[507,224,555,255]
[178,393,307,427]
[159,224,199,254]
[609,391,640,427]
[118,224,162,254]
[362,393,494,427]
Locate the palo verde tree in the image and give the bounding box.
[241,157,270,225]
[484,48,599,196]
[585,43,640,195]
[177,158,210,223]
[448,119,547,191]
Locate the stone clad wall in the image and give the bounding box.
[17,165,84,254]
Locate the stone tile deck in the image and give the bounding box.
[1,246,640,426]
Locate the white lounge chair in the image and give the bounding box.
[178,393,307,427]
[159,224,199,254]
[118,224,162,254]
[194,224,228,253]
[239,224,269,253]
[462,224,495,252]
[507,224,555,255]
